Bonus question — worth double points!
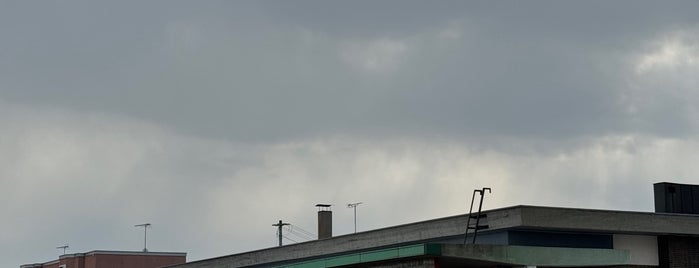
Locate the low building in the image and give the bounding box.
[170,182,699,268]
[21,250,186,268]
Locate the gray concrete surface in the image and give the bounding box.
[169,205,699,268]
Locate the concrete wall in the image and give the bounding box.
[171,207,522,268]
[519,206,699,235]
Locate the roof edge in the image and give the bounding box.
[23,250,186,267]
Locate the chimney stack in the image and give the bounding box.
[316,204,332,239]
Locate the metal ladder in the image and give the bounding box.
[463,187,491,244]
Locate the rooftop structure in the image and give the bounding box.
[170,182,699,268]
[21,250,186,268]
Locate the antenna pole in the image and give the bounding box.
[272,220,290,247]
[347,202,362,233]
[134,223,151,252]
[56,244,69,255]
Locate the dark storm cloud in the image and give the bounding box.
[4,2,699,267]
[2,1,699,142]
[257,0,699,139]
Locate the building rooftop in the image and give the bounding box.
[21,250,187,268]
[169,205,699,268]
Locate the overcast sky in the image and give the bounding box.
[3,1,699,266]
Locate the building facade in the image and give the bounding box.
[169,182,699,268]
[21,250,186,268]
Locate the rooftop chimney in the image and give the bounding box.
[316,204,332,239]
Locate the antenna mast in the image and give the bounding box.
[347,202,362,233]
[272,220,290,247]
[134,223,151,252]
[56,244,69,255]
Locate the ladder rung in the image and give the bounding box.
[470,214,487,219]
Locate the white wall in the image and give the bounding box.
[613,234,658,266]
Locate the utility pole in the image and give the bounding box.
[347,202,362,233]
[272,220,290,247]
[56,244,69,255]
[134,223,151,252]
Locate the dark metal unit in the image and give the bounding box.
[654,182,699,214]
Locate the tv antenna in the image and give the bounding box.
[134,223,151,252]
[56,244,69,255]
[272,220,290,247]
[347,202,362,233]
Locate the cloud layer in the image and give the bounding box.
[3,1,699,267]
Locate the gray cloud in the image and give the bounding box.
[3,1,699,267]
[4,104,697,266]
[3,1,699,142]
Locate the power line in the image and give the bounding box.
[286,224,316,241]
[290,224,316,237]
[285,228,312,241]
[285,228,314,241]
[281,234,298,243]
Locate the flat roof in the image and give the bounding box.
[21,250,186,267]
[169,205,699,268]
[65,250,187,257]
